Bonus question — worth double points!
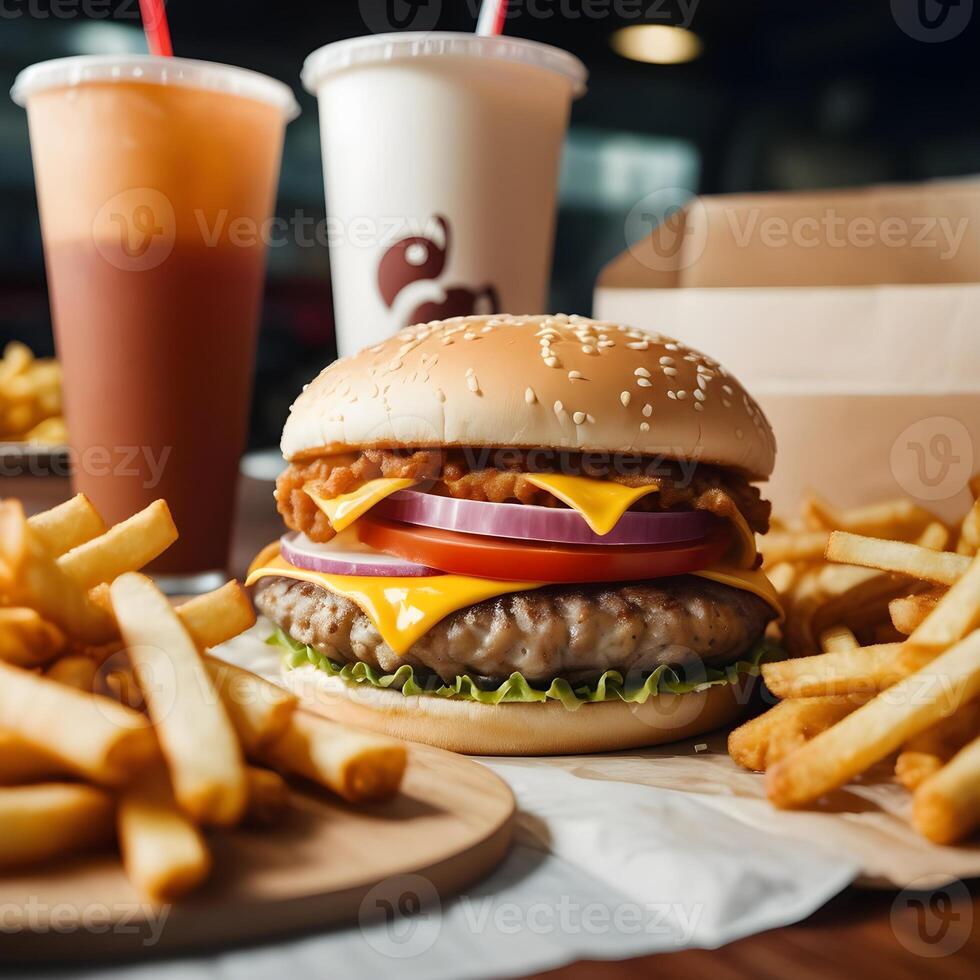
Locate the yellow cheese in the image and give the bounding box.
[304,477,416,533]
[692,566,784,621]
[246,556,543,656]
[247,556,783,656]
[522,473,661,535]
[523,472,757,568]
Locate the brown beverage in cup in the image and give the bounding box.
[13,57,297,581]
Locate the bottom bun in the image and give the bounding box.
[281,664,755,756]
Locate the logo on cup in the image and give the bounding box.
[891,876,972,957]
[890,416,974,501]
[92,188,176,272]
[625,189,708,274]
[358,0,441,34]
[358,873,441,958]
[891,0,973,42]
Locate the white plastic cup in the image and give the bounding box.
[302,33,587,355]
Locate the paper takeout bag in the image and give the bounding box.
[594,179,980,521]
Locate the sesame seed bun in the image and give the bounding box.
[281,662,756,756]
[281,314,776,480]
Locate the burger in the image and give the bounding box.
[248,314,781,754]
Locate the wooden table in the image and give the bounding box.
[4,471,978,977]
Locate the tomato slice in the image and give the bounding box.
[356,516,731,584]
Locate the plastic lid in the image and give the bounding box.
[11,55,300,120]
[302,32,588,97]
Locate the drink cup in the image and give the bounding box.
[302,33,587,354]
[12,56,298,586]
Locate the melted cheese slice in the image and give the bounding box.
[246,556,543,656]
[692,566,784,622]
[523,473,660,535]
[304,478,416,533]
[523,472,757,568]
[247,556,783,656]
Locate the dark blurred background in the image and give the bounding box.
[2,0,979,448]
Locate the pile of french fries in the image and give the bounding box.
[731,477,980,846]
[0,341,66,446]
[0,494,407,902]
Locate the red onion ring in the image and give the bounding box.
[280,531,441,577]
[374,489,713,546]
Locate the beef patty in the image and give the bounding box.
[255,576,775,687]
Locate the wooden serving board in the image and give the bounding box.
[0,744,515,964]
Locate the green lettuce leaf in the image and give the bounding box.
[269,627,783,712]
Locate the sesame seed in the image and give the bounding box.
[694,403,705,412]
[640,422,650,432]
[642,404,653,417]
[466,374,480,393]
[463,332,477,341]
[545,357,560,368]
[573,411,586,425]
[636,378,652,388]
[554,400,564,416]
[598,340,615,349]
[634,367,651,378]
[659,356,675,366]
[568,370,586,381]
[540,337,551,347]
[587,414,595,424]
[465,367,474,376]
[481,324,493,333]
[582,345,596,355]
[620,391,631,407]
[441,336,454,345]
[722,399,732,408]
[693,389,706,402]
[722,384,733,395]
[627,341,649,350]
[667,391,677,400]
[663,367,678,377]
[676,390,688,399]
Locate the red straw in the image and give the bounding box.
[476,0,509,36]
[139,0,173,57]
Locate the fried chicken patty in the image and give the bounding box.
[277,448,771,544]
[256,575,775,687]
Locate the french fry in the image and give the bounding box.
[57,500,178,590]
[23,416,67,445]
[111,573,247,826]
[895,701,980,790]
[765,561,798,597]
[803,494,937,540]
[0,500,116,644]
[177,581,256,650]
[45,654,98,691]
[767,630,980,809]
[819,625,859,653]
[244,766,290,826]
[0,607,65,667]
[762,643,902,699]
[956,498,980,556]
[916,522,951,552]
[261,710,407,803]
[0,784,114,869]
[898,552,980,674]
[0,660,157,786]
[825,532,971,586]
[118,771,212,902]
[760,531,830,567]
[728,695,869,772]
[0,732,68,785]
[912,733,980,844]
[204,656,297,753]
[889,591,943,635]
[27,494,105,557]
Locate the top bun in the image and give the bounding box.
[282,314,776,479]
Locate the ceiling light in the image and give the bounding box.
[611,25,703,65]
